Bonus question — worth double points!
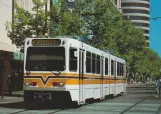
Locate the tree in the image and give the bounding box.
[6,0,161,81]
[74,0,158,82]
[6,0,84,51]
[6,0,48,51]
[135,48,161,82]
[49,0,85,37]
[6,3,32,49]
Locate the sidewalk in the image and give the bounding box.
[0,83,157,105]
[127,82,156,88]
[0,91,24,104]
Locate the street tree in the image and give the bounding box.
[6,0,48,51]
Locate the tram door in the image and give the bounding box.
[114,60,117,95]
[100,57,104,99]
[79,50,84,103]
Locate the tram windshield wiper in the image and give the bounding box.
[49,70,61,76]
[26,69,30,76]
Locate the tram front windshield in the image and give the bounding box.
[26,47,65,71]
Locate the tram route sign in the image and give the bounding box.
[32,39,61,46]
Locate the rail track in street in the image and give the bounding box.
[0,83,160,114]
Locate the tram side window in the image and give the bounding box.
[105,58,108,75]
[111,60,114,75]
[92,53,96,74]
[121,63,123,76]
[96,55,100,74]
[117,62,120,76]
[86,51,91,73]
[69,48,77,71]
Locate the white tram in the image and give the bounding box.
[23,37,126,105]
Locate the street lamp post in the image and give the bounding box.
[12,0,14,32]
[1,65,4,99]
[45,0,48,38]
[0,60,8,99]
[44,0,53,38]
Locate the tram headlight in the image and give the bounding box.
[24,82,37,86]
[52,82,65,87]
[59,82,65,86]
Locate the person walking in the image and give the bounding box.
[155,77,161,97]
[7,74,13,96]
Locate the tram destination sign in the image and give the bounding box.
[32,39,61,46]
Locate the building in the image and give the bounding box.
[0,0,26,93]
[0,0,16,93]
[121,0,150,46]
[64,0,122,12]
[0,0,16,52]
[16,0,34,12]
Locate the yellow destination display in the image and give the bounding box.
[32,39,61,46]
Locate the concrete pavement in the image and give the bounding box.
[0,91,24,104]
[0,83,159,105]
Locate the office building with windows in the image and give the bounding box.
[121,0,150,46]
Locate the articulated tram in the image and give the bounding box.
[23,37,126,105]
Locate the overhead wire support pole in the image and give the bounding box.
[50,0,53,10]
[1,65,4,99]
[45,0,48,38]
[12,0,14,32]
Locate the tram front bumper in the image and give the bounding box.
[23,86,67,91]
[23,87,72,103]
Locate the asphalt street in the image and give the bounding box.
[0,83,160,114]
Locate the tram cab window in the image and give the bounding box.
[26,47,65,71]
[92,53,96,74]
[96,55,100,74]
[105,58,108,75]
[69,48,77,71]
[86,51,91,73]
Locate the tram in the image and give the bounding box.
[23,37,126,105]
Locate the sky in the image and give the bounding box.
[150,0,161,57]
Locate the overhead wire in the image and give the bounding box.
[0,1,11,8]
[149,0,161,20]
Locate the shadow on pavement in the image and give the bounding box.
[128,87,155,89]
[129,88,155,90]
[128,92,155,94]
[0,101,79,110]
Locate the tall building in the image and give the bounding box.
[121,0,150,46]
